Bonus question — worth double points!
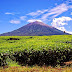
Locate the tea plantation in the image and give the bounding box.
[0,35,72,67]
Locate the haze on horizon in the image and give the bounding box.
[0,0,72,34]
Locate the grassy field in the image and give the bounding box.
[0,35,72,53]
[0,35,72,69]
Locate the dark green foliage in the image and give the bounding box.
[13,49,72,66]
[0,53,7,66]
[8,38,20,40]
[0,49,72,67]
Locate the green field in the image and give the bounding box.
[0,35,72,67]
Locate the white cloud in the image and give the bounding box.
[58,27,66,31]
[66,31,72,34]
[5,12,14,15]
[10,20,20,24]
[27,9,48,17]
[27,19,42,23]
[26,3,72,22]
[20,16,27,20]
[41,3,69,20]
[51,16,72,31]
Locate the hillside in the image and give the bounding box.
[0,21,68,36]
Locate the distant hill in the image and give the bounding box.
[0,21,69,36]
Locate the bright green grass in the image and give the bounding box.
[0,35,72,53]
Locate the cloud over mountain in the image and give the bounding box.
[51,16,72,33]
[27,19,42,23]
[27,9,48,17]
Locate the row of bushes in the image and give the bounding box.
[0,49,72,67]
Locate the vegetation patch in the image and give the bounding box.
[12,49,72,66]
[0,35,72,67]
[0,49,72,67]
[65,41,72,44]
[7,38,20,40]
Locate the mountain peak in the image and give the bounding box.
[27,21,53,28]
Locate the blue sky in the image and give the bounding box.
[0,0,72,34]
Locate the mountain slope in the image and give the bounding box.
[0,21,68,36]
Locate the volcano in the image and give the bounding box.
[0,21,68,36]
